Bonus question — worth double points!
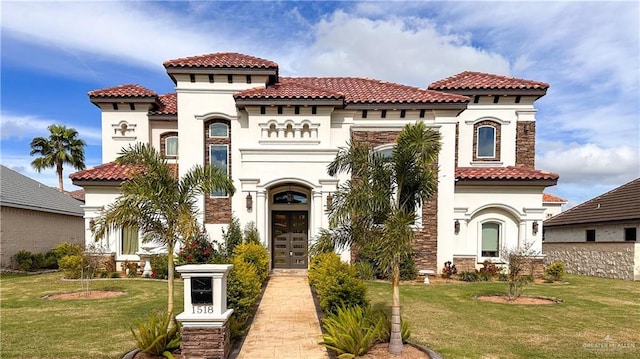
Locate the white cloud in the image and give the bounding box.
[292,11,511,86]
[0,111,102,145]
[537,143,639,186]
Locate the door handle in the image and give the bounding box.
[290,251,293,257]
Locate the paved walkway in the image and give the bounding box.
[236,272,329,359]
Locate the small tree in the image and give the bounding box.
[501,242,539,300]
[243,221,262,245]
[221,216,243,258]
[30,124,86,192]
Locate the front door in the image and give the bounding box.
[272,211,308,269]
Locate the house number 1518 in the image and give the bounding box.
[192,305,214,314]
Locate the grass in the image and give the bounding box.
[367,275,640,359]
[0,272,183,359]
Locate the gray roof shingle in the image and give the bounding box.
[544,178,640,227]
[0,165,83,217]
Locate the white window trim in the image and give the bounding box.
[209,123,229,138]
[476,125,496,158]
[478,219,504,262]
[209,144,229,198]
[165,136,178,157]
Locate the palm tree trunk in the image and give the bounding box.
[389,262,403,355]
[56,163,64,192]
[167,243,175,315]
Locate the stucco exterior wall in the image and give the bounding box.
[544,222,639,242]
[99,105,152,163]
[543,242,639,280]
[0,206,83,268]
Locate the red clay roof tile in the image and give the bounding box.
[150,93,177,115]
[70,162,144,181]
[236,77,468,105]
[455,166,559,181]
[543,193,567,203]
[88,84,158,98]
[70,162,179,182]
[429,71,548,91]
[163,52,278,69]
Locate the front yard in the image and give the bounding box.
[1,272,638,359]
[367,275,639,359]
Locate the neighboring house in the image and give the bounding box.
[542,193,567,219]
[543,178,640,280]
[70,52,560,273]
[0,165,84,269]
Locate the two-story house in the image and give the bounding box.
[70,52,559,273]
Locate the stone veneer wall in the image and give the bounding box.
[452,256,476,273]
[515,122,535,168]
[204,119,232,224]
[180,322,231,359]
[351,130,438,272]
[543,242,638,280]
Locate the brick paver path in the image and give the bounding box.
[237,273,329,359]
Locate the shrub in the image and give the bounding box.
[130,311,180,359]
[150,254,172,279]
[479,260,502,277]
[58,254,86,279]
[14,250,35,271]
[227,258,261,339]
[399,254,418,280]
[353,241,416,281]
[309,252,345,289]
[123,260,139,278]
[458,271,480,282]
[43,251,59,269]
[544,261,565,282]
[354,261,376,280]
[478,271,493,282]
[221,216,243,258]
[320,305,383,358]
[243,221,262,245]
[318,270,369,314]
[50,242,83,262]
[441,261,458,279]
[176,233,218,265]
[233,242,269,283]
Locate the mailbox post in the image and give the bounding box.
[176,264,233,359]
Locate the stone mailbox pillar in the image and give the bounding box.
[176,264,233,359]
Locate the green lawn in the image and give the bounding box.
[0,272,183,359]
[2,273,638,359]
[367,275,640,359]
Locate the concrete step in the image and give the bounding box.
[270,269,308,277]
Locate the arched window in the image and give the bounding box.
[477,126,496,158]
[209,123,228,138]
[165,136,178,157]
[481,222,500,257]
[273,190,308,204]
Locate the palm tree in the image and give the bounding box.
[30,124,86,192]
[92,143,235,314]
[327,121,441,355]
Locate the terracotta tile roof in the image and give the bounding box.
[544,178,640,227]
[66,189,85,202]
[88,84,158,98]
[429,71,548,91]
[455,166,559,181]
[163,52,278,70]
[70,162,144,182]
[543,193,567,203]
[236,77,468,105]
[235,81,343,101]
[150,93,177,116]
[70,162,179,183]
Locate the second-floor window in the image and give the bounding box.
[209,123,228,138]
[165,136,178,157]
[477,126,496,158]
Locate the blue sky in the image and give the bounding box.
[1,1,638,207]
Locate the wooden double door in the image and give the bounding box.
[272,211,308,269]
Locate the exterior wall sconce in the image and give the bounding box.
[326,194,333,211]
[532,221,539,235]
[245,193,253,211]
[454,220,460,234]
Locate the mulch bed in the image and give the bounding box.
[43,290,127,300]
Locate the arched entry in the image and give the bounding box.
[270,184,310,269]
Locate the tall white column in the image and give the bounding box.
[256,190,267,248]
[312,190,323,238]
